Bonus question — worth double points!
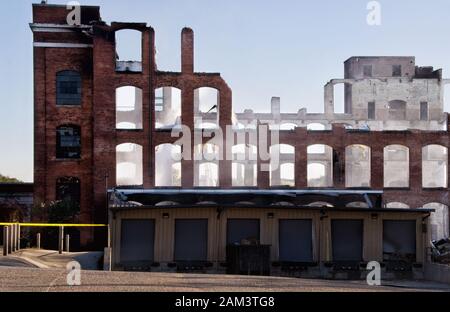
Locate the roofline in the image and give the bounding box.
[32,3,100,9]
[344,56,416,63]
[110,204,433,213]
[110,188,384,196]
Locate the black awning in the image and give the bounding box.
[107,188,432,213]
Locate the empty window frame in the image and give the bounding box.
[174,219,208,262]
[116,86,143,129]
[194,87,219,129]
[56,176,80,208]
[56,125,81,159]
[420,102,428,121]
[120,219,155,266]
[270,144,295,187]
[368,102,375,120]
[307,145,333,187]
[383,220,416,262]
[155,144,181,187]
[345,145,371,187]
[227,219,260,245]
[194,144,220,187]
[363,65,373,77]
[307,123,326,131]
[56,70,81,106]
[392,65,402,77]
[384,145,409,188]
[278,219,313,262]
[423,203,449,241]
[331,219,363,262]
[115,29,142,72]
[388,100,407,120]
[155,87,182,129]
[116,143,143,186]
[232,144,257,187]
[422,145,448,188]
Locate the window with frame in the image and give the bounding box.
[392,65,402,77]
[368,102,375,120]
[56,125,81,159]
[420,102,428,121]
[56,176,81,207]
[56,71,81,105]
[363,65,373,77]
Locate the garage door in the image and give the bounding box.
[279,219,313,262]
[120,219,155,265]
[174,219,208,262]
[383,220,416,262]
[331,219,363,261]
[227,219,260,245]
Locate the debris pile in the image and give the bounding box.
[431,238,450,264]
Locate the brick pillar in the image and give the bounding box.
[295,128,307,188]
[371,141,384,189]
[181,28,194,74]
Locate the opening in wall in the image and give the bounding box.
[115,29,142,72]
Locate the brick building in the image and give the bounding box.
[31,3,449,278]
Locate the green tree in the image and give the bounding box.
[0,174,23,183]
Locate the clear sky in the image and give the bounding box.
[2,0,450,182]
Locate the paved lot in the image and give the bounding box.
[0,266,449,292]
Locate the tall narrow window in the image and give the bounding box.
[363,65,372,77]
[56,71,81,106]
[155,87,182,129]
[420,102,428,121]
[384,145,409,187]
[392,65,402,77]
[368,102,375,120]
[56,125,81,159]
[116,86,143,130]
[116,143,143,186]
[56,177,80,207]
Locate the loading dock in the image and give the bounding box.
[120,219,155,268]
[331,219,363,262]
[278,219,313,262]
[174,219,208,263]
[383,220,417,271]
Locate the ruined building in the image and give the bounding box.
[31,3,449,278]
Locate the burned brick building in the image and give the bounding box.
[32,3,449,278]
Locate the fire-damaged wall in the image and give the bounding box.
[31,2,449,260]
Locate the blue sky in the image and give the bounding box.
[2,0,450,182]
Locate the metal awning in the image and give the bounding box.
[108,188,434,213]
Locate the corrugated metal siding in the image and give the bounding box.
[112,208,426,266]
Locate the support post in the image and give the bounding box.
[65,234,70,253]
[9,225,14,253]
[16,224,20,251]
[58,226,64,254]
[3,226,8,256]
[11,224,16,253]
[36,233,41,249]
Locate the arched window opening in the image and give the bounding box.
[155,144,181,187]
[194,87,219,129]
[307,123,326,131]
[307,145,333,187]
[155,87,181,129]
[270,144,295,187]
[115,29,142,72]
[194,144,220,187]
[422,145,448,188]
[232,144,257,187]
[345,145,371,187]
[116,86,143,129]
[116,143,143,186]
[384,145,409,187]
